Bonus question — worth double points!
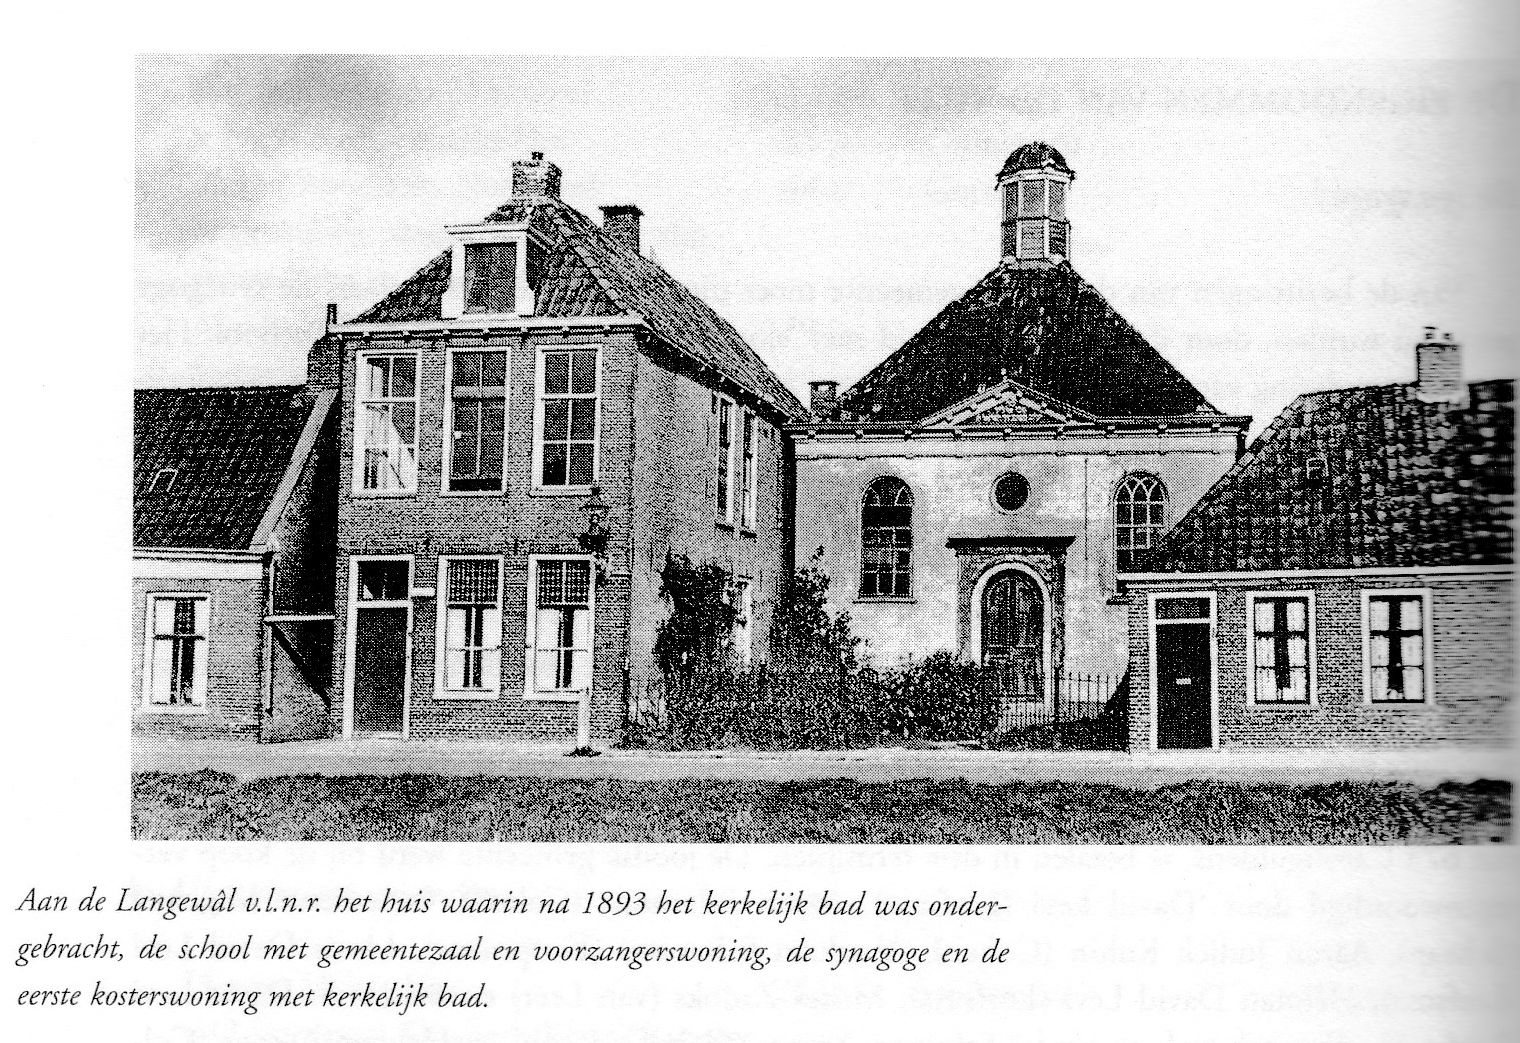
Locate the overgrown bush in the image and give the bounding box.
[768,549,860,672]
[652,554,737,674]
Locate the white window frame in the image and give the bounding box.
[740,410,758,529]
[531,344,601,495]
[715,394,738,523]
[352,349,421,496]
[1245,591,1318,707]
[442,347,511,496]
[434,555,505,700]
[148,467,178,493]
[140,592,210,714]
[341,555,415,739]
[524,554,597,703]
[1145,591,1219,752]
[1360,587,1435,705]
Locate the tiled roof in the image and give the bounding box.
[1145,379,1515,572]
[837,262,1217,422]
[134,385,317,550]
[351,198,803,418]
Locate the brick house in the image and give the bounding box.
[1121,331,1514,749]
[793,143,1250,708]
[310,153,803,744]
[132,385,338,741]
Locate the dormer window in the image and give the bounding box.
[148,467,178,494]
[463,242,518,314]
[440,222,549,320]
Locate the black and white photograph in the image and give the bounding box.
[128,55,1513,845]
[5,13,1517,1043]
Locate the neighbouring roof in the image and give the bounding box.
[1145,379,1515,572]
[134,385,318,550]
[350,198,803,419]
[998,141,1073,180]
[837,262,1218,422]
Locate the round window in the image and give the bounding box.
[993,472,1030,512]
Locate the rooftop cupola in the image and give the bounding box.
[996,141,1074,266]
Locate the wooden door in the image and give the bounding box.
[981,570,1044,701]
[1155,620,1213,749]
[352,607,407,734]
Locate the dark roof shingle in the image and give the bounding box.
[134,385,317,550]
[838,262,1217,422]
[352,197,802,418]
[1146,379,1515,572]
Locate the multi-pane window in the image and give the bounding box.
[1251,595,1312,704]
[357,559,410,601]
[537,348,598,488]
[448,351,508,492]
[463,242,517,314]
[532,559,593,695]
[1367,594,1428,703]
[860,476,913,599]
[716,397,736,521]
[1115,474,1169,572]
[356,353,418,493]
[146,596,207,707]
[740,412,757,528]
[440,559,502,694]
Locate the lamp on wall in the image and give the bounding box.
[578,484,610,574]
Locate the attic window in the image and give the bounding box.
[463,242,517,314]
[149,467,178,494]
[1306,454,1326,483]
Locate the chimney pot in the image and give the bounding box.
[809,380,840,418]
[1415,329,1465,405]
[599,204,644,254]
[512,153,562,199]
[324,302,338,331]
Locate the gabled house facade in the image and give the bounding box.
[1122,332,1514,749]
[793,143,1251,708]
[311,153,803,745]
[132,385,338,741]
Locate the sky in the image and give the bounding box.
[135,56,1516,432]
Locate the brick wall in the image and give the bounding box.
[131,574,267,739]
[1126,571,1513,748]
[328,326,790,743]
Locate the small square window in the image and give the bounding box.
[358,560,410,601]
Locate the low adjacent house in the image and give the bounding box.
[132,385,338,741]
[1121,331,1514,749]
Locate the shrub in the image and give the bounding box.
[652,554,737,675]
[768,549,860,673]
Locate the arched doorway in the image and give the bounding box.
[978,568,1047,702]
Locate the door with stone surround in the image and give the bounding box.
[980,569,1044,701]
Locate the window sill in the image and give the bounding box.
[524,691,586,703]
[440,488,508,498]
[350,489,418,499]
[1246,700,1318,711]
[434,691,501,701]
[855,596,916,605]
[1366,699,1434,710]
[137,704,210,716]
[530,486,595,498]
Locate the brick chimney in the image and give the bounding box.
[809,380,839,418]
[1415,327,1465,405]
[600,205,643,254]
[512,151,562,199]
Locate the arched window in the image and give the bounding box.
[860,476,913,598]
[1115,474,1169,572]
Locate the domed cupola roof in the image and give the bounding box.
[998,141,1073,180]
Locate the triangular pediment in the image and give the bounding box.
[918,378,1097,429]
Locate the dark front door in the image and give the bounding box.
[1155,621,1212,749]
[981,570,1044,700]
[353,607,407,734]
